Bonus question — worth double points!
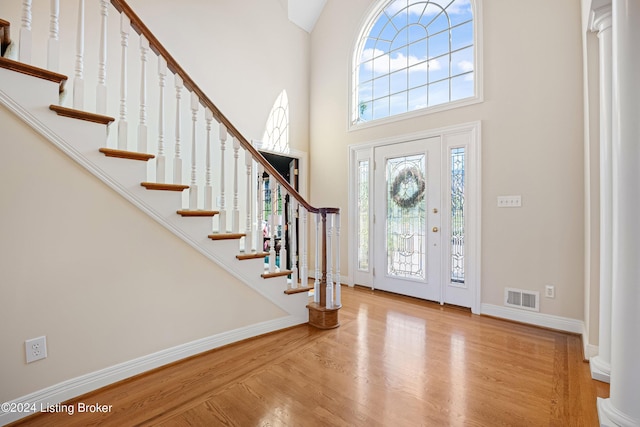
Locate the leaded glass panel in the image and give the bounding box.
[386,154,426,279]
[451,147,465,283]
[358,160,370,271]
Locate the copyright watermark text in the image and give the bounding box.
[1,401,113,416]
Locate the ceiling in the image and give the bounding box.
[285,0,327,33]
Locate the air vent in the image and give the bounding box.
[504,288,540,312]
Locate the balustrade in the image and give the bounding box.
[5,0,342,321]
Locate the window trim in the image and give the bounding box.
[348,0,483,131]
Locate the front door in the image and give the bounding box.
[373,138,441,301]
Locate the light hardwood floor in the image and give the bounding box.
[11,285,609,426]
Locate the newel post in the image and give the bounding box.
[306,208,341,329]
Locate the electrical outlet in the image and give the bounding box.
[545,285,555,298]
[25,336,47,363]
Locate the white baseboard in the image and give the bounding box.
[0,315,304,426]
[481,303,584,334]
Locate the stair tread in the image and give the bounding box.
[208,233,246,240]
[261,270,293,279]
[177,210,219,217]
[99,147,155,161]
[141,182,189,191]
[49,105,115,125]
[284,286,313,295]
[236,252,269,260]
[0,57,67,93]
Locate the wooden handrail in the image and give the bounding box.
[0,18,11,57]
[109,0,338,215]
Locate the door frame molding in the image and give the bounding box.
[347,121,482,314]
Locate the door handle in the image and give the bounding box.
[432,227,439,232]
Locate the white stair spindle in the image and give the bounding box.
[290,199,298,287]
[19,0,32,64]
[244,150,253,252]
[335,212,341,307]
[314,213,320,303]
[48,0,60,72]
[268,179,277,272]
[95,0,107,113]
[204,109,214,211]
[118,14,130,150]
[218,125,227,232]
[326,214,334,309]
[278,187,287,273]
[73,0,85,109]
[232,138,240,233]
[257,164,265,253]
[137,36,149,152]
[189,92,199,210]
[173,75,183,184]
[156,57,167,183]
[300,206,308,287]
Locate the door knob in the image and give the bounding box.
[432,227,439,232]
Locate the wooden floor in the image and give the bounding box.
[11,286,609,426]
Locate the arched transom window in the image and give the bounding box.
[353,0,476,125]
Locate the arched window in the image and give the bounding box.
[262,90,289,153]
[352,0,478,126]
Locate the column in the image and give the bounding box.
[589,5,612,384]
[597,0,640,425]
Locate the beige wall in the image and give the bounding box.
[0,100,286,402]
[126,0,311,154]
[309,0,586,319]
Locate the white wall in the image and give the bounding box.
[0,106,287,403]
[125,0,311,154]
[310,0,586,320]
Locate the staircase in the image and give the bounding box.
[0,2,340,418]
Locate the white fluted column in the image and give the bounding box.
[597,0,640,425]
[589,5,612,384]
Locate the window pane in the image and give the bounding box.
[373,97,390,119]
[373,54,390,78]
[451,73,474,101]
[429,79,450,105]
[408,24,427,44]
[448,1,473,26]
[358,79,373,103]
[408,85,427,110]
[390,69,408,94]
[390,91,408,116]
[451,21,473,51]
[373,75,390,98]
[408,38,428,61]
[408,62,428,88]
[389,46,408,72]
[358,100,373,121]
[428,54,449,83]
[451,46,474,76]
[428,30,450,60]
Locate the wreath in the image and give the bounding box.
[390,166,426,209]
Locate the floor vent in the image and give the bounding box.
[504,288,540,312]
